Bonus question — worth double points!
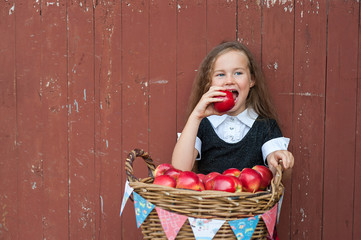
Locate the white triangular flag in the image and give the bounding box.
[119,180,134,216]
[188,217,225,240]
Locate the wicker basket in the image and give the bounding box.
[125,149,284,240]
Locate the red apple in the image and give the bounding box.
[197,173,206,183]
[239,168,262,193]
[212,175,237,193]
[223,168,242,178]
[203,172,221,190]
[176,171,202,191]
[199,182,205,191]
[154,163,174,177]
[213,90,235,113]
[229,176,243,193]
[252,165,273,190]
[164,168,183,181]
[153,175,176,188]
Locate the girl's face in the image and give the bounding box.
[211,50,254,116]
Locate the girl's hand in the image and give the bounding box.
[266,150,294,174]
[191,86,227,120]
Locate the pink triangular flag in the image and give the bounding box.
[156,207,188,240]
[262,204,278,238]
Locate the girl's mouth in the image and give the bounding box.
[230,90,239,102]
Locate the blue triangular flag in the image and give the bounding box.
[120,180,134,216]
[188,217,225,240]
[229,215,260,240]
[133,192,155,228]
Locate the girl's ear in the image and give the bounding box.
[250,80,255,87]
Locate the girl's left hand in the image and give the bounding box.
[267,150,294,173]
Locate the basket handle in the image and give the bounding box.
[273,164,283,188]
[125,149,156,182]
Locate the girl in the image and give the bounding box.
[172,41,294,175]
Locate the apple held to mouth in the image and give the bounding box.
[252,165,273,190]
[153,175,176,188]
[213,90,235,113]
[239,168,262,193]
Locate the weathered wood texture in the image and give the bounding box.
[0,1,360,239]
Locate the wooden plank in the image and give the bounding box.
[94,1,123,239]
[148,0,177,166]
[237,0,262,62]
[291,1,327,239]
[261,1,294,239]
[15,1,44,239]
[40,1,69,239]
[121,1,150,238]
[0,1,17,240]
[176,0,207,132]
[206,0,237,50]
[323,1,359,239]
[67,1,96,239]
[354,6,361,238]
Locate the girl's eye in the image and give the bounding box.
[216,73,225,77]
[234,72,242,76]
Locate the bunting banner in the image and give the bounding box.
[261,204,278,238]
[277,190,285,224]
[188,217,225,240]
[156,207,188,240]
[119,180,134,216]
[133,192,155,228]
[228,215,260,240]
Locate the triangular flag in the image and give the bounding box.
[262,204,278,238]
[133,192,155,228]
[156,207,188,240]
[229,215,260,240]
[277,189,285,224]
[188,217,225,240]
[120,180,134,216]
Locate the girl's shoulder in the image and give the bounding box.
[254,116,279,128]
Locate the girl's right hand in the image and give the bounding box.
[191,86,226,120]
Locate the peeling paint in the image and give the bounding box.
[280,92,324,98]
[300,208,307,222]
[265,0,293,12]
[9,3,15,15]
[47,1,60,7]
[74,99,79,112]
[72,64,77,74]
[151,80,169,84]
[100,195,104,214]
[83,89,87,101]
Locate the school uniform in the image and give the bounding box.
[194,108,289,174]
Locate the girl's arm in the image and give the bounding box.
[172,86,226,171]
[171,114,201,171]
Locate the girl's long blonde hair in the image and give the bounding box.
[187,41,278,121]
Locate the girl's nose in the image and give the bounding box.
[225,74,234,84]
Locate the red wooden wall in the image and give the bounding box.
[0,1,360,239]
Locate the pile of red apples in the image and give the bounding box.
[153,163,273,193]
